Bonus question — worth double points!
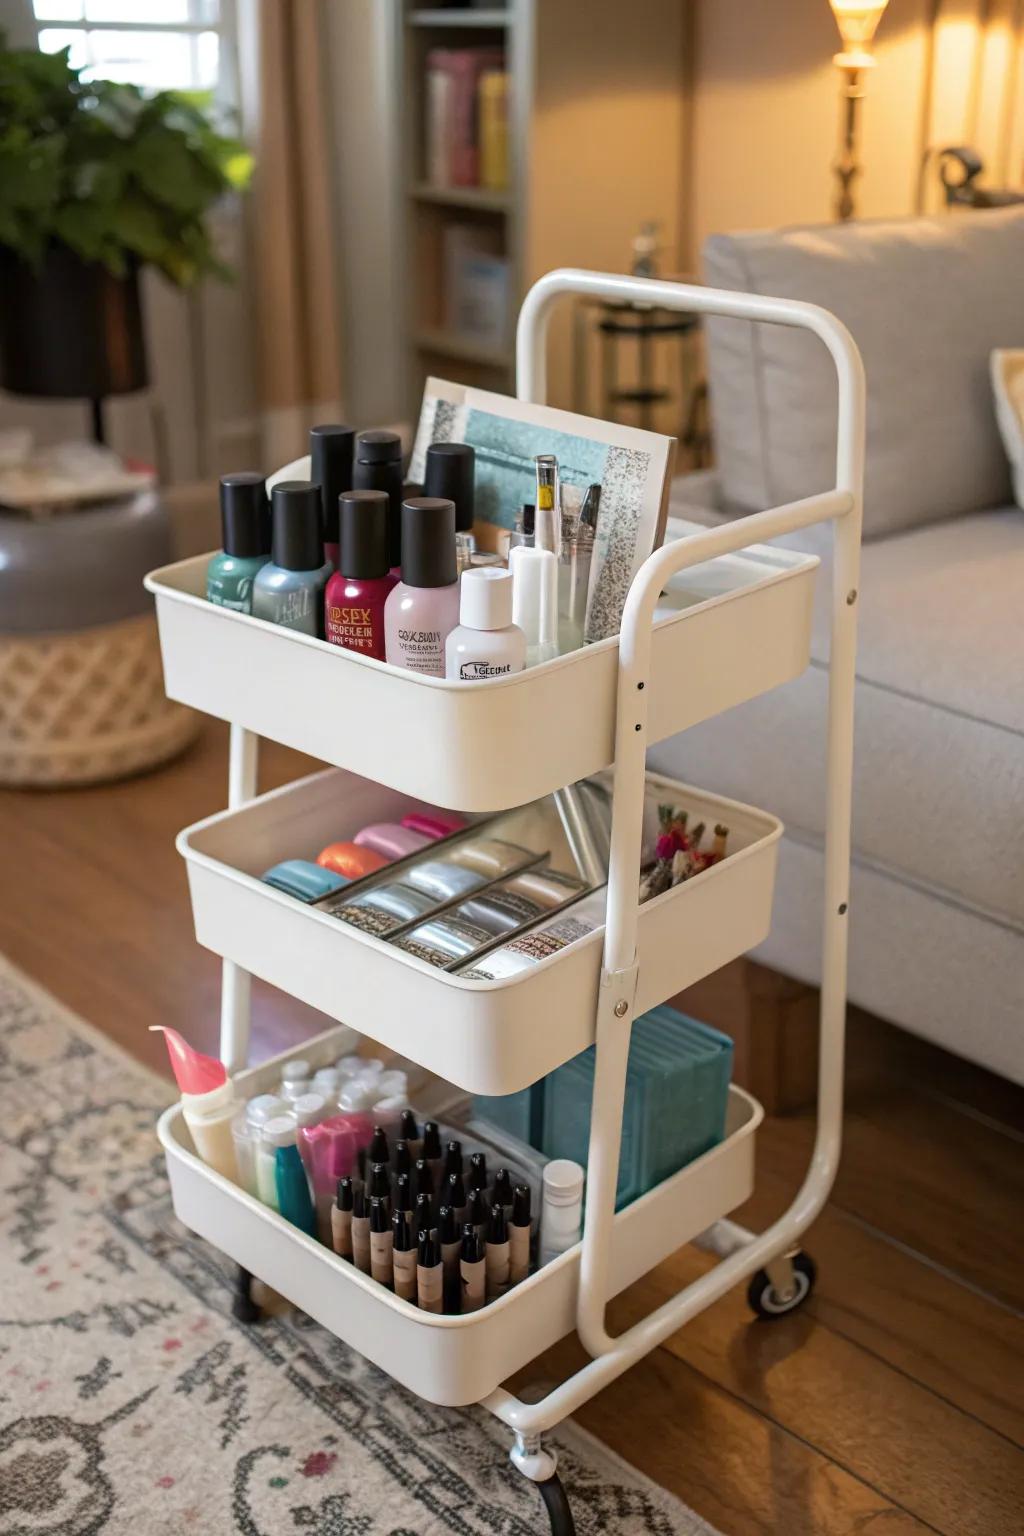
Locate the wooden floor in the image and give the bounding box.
[2,721,1022,1534]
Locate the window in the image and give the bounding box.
[33,1,232,96]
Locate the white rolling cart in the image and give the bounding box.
[148,269,864,1534]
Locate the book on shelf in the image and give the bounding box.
[443,223,510,351]
[425,47,505,189]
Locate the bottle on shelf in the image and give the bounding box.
[252,482,332,638]
[206,473,270,615]
[384,497,461,676]
[324,490,397,661]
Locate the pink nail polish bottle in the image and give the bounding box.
[384,497,460,677]
[324,490,397,660]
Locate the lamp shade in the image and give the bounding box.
[829,0,889,66]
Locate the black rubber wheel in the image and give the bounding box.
[747,1252,817,1319]
[538,1473,577,1535]
[231,1265,262,1324]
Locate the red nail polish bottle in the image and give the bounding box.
[325,490,397,660]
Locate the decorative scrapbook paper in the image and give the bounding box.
[410,379,675,640]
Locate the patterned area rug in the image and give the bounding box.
[0,958,719,1536]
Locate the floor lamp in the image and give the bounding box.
[829,1,890,220]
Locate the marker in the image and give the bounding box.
[414,1190,435,1238]
[438,1203,461,1311]
[492,1168,514,1217]
[393,1138,412,1181]
[413,1157,434,1208]
[459,1223,485,1312]
[393,1171,413,1233]
[467,1185,489,1246]
[368,1161,391,1212]
[368,1125,390,1167]
[331,1176,354,1260]
[485,1203,510,1300]
[509,1183,531,1284]
[467,1151,488,1199]
[422,1121,444,1193]
[400,1108,421,1161]
[416,1230,443,1313]
[392,1210,417,1303]
[369,1196,394,1289]
[443,1139,463,1185]
[351,1187,371,1274]
[444,1170,467,1230]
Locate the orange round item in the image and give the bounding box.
[316,841,389,879]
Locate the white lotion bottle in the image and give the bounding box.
[445,567,525,681]
[539,1159,585,1266]
[509,545,558,666]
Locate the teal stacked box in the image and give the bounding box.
[474,1005,733,1209]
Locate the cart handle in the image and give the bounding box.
[516,270,866,1371]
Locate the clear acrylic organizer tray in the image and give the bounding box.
[146,520,817,813]
[158,1025,762,1407]
[177,766,782,1096]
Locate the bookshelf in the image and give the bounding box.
[395,0,689,421]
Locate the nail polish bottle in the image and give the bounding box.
[384,497,460,676]
[252,481,333,637]
[324,489,397,660]
[445,567,525,682]
[424,441,475,534]
[353,429,404,573]
[310,423,355,570]
[206,472,270,614]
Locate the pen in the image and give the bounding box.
[509,1182,531,1284]
[392,1210,417,1302]
[416,1230,443,1313]
[369,1196,393,1289]
[438,1203,461,1312]
[351,1187,371,1274]
[485,1203,511,1300]
[422,1121,444,1195]
[460,1223,486,1313]
[331,1175,354,1260]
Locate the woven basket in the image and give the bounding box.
[0,611,198,788]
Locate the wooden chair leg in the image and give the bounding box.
[670,958,820,1115]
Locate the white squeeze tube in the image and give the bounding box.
[509,545,558,666]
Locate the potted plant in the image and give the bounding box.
[0,35,253,403]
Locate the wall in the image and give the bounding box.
[687,0,1024,262]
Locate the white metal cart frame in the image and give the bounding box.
[207,270,864,1530]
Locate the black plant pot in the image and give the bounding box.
[0,244,148,400]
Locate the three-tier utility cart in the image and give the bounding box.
[147,270,864,1534]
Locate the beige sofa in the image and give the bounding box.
[656,207,1024,1085]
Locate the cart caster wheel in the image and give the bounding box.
[747,1252,816,1319]
[231,1265,262,1324]
[538,1474,577,1536]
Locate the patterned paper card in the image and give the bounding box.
[409,379,675,641]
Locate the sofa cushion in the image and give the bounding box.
[649,510,1024,928]
[702,208,1024,538]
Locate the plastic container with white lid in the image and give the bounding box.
[539,1159,584,1266]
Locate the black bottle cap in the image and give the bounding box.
[270,481,323,571]
[392,1208,412,1250]
[369,1126,390,1165]
[512,1183,531,1226]
[487,1203,508,1243]
[438,1204,458,1244]
[461,1223,482,1262]
[467,1152,488,1193]
[394,1172,412,1213]
[338,489,389,580]
[335,1175,354,1212]
[445,1170,466,1209]
[393,1139,411,1180]
[424,442,475,533]
[310,424,355,546]
[369,1162,390,1201]
[369,1195,389,1233]
[423,1122,442,1159]
[493,1168,513,1206]
[356,429,402,464]
[399,497,456,589]
[444,1139,463,1179]
[400,1109,419,1144]
[219,472,269,558]
[402,480,424,501]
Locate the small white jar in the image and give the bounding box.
[445,568,525,682]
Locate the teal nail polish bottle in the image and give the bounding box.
[275,1143,317,1237]
[206,472,271,615]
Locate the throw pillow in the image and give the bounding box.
[991,349,1024,510]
